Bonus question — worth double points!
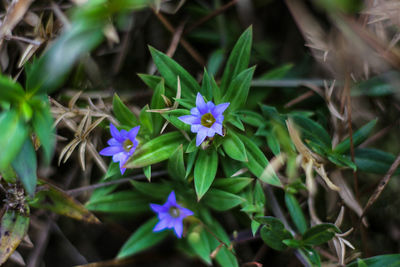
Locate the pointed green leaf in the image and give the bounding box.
[168,145,186,181]
[86,191,149,214]
[285,192,307,234]
[117,217,169,259]
[113,93,139,128]
[0,111,28,170]
[138,74,163,90]
[291,114,332,149]
[222,66,255,112]
[347,254,400,267]
[0,75,25,103]
[150,80,166,135]
[222,130,247,162]
[220,27,252,93]
[213,177,253,194]
[125,132,185,168]
[12,139,37,196]
[139,104,154,135]
[32,100,55,164]
[204,189,245,211]
[188,227,212,265]
[334,119,377,154]
[194,149,218,200]
[149,46,200,99]
[302,223,340,246]
[200,68,213,100]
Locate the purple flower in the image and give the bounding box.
[178,93,230,146]
[99,123,140,175]
[150,191,194,238]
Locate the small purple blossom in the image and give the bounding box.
[178,93,230,146]
[99,123,140,175]
[150,191,194,238]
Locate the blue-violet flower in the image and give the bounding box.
[99,123,140,175]
[178,93,229,146]
[150,191,194,238]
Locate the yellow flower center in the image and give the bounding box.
[169,206,180,218]
[201,113,215,128]
[123,139,134,152]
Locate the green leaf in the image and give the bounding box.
[282,239,303,248]
[300,248,321,267]
[117,217,169,259]
[29,180,100,223]
[260,63,293,79]
[291,114,332,149]
[187,227,212,265]
[85,191,149,214]
[0,210,30,265]
[220,26,252,94]
[302,223,340,246]
[138,74,163,90]
[143,165,151,181]
[227,114,245,131]
[266,127,280,155]
[353,148,400,174]
[185,149,198,178]
[149,46,200,99]
[333,119,377,154]
[12,139,37,196]
[129,181,170,201]
[204,189,245,211]
[112,93,139,128]
[222,130,247,162]
[206,49,224,77]
[238,110,265,127]
[328,153,357,170]
[150,81,166,135]
[260,224,292,251]
[347,254,400,267]
[194,149,218,200]
[357,258,368,267]
[161,109,191,132]
[139,105,154,135]
[0,75,25,103]
[212,177,253,194]
[32,100,55,164]
[222,66,255,112]
[0,111,28,170]
[125,132,185,168]
[285,192,307,234]
[239,134,281,187]
[200,68,213,101]
[168,145,186,181]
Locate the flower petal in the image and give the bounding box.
[196,128,208,146]
[110,124,124,142]
[153,218,170,232]
[207,127,216,137]
[179,206,194,217]
[215,115,224,123]
[206,101,215,110]
[196,93,208,114]
[99,146,124,156]
[191,124,202,133]
[150,203,165,213]
[191,107,200,116]
[173,218,183,238]
[128,126,140,140]
[213,102,230,116]
[178,115,200,125]
[211,123,223,136]
[107,138,120,146]
[166,191,177,205]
